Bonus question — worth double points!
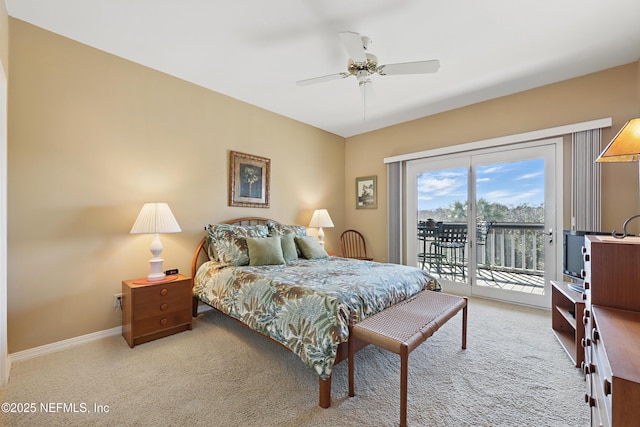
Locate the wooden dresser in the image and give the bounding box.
[582,235,640,426]
[122,274,193,348]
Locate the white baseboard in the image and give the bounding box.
[9,306,212,364]
[8,305,212,364]
[9,326,121,363]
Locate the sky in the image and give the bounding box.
[417,158,545,211]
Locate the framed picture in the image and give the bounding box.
[356,175,377,209]
[229,151,270,208]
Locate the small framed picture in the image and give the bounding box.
[356,175,377,209]
[229,151,270,208]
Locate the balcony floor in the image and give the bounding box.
[476,267,545,295]
[424,264,545,295]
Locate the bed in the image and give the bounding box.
[191,217,440,408]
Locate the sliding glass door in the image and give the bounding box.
[406,140,560,308]
[413,157,470,286]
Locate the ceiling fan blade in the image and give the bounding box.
[339,31,367,62]
[296,72,349,87]
[378,59,440,76]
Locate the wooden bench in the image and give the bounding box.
[348,291,468,427]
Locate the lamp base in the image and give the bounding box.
[318,227,325,248]
[147,257,165,281]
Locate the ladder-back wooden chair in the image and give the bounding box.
[340,229,373,261]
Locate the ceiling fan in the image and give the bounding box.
[296,31,440,88]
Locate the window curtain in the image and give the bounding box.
[571,129,601,231]
[387,161,403,264]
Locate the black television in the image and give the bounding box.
[562,230,611,284]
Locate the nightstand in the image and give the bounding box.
[122,274,192,348]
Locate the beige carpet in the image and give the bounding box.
[1,296,588,427]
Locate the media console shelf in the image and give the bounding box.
[551,280,585,367]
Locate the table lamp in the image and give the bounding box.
[596,118,640,238]
[308,209,334,247]
[130,203,182,281]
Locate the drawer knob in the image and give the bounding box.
[584,393,596,407]
[160,288,168,296]
[160,318,168,326]
[160,303,168,311]
[591,328,599,342]
[583,281,590,290]
[603,379,612,396]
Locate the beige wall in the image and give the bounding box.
[7,19,344,353]
[344,62,640,261]
[7,15,640,353]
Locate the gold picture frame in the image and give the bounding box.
[229,151,270,208]
[356,175,377,209]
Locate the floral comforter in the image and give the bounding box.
[193,257,439,379]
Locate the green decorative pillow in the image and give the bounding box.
[280,234,298,262]
[247,236,285,266]
[295,236,329,259]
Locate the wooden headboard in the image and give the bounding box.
[190,217,283,279]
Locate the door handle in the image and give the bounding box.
[542,228,553,244]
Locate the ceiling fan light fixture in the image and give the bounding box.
[356,70,369,82]
[347,53,378,78]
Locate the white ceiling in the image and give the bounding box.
[6,0,640,137]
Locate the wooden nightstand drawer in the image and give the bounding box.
[134,310,193,336]
[131,282,191,315]
[122,274,193,348]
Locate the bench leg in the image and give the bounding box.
[462,297,468,350]
[348,334,355,397]
[400,346,409,427]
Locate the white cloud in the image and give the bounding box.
[418,172,466,197]
[516,171,543,180]
[484,188,542,205]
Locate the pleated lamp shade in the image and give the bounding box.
[308,209,334,229]
[308,209,334,248]
[130,203,181,234]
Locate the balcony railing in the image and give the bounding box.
[479,223,545,276]
[418,222,545,278]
